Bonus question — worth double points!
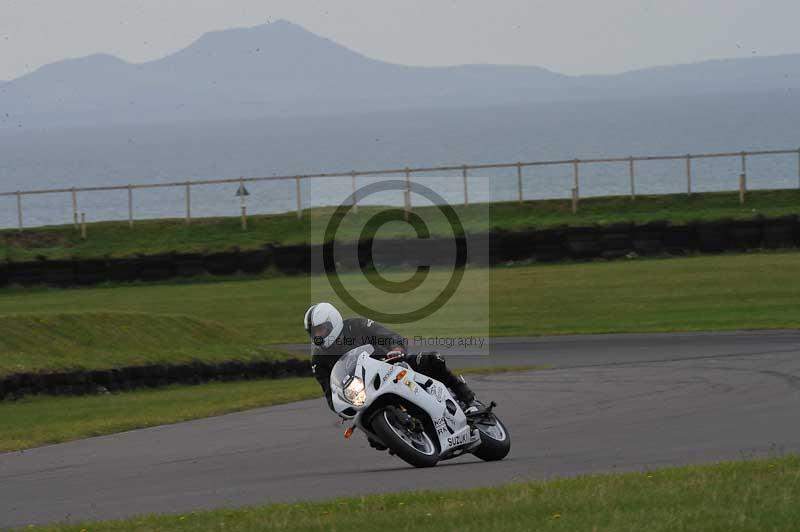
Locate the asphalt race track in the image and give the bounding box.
[2,331,800,527]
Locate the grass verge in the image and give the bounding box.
[3,189,800,261]
[0,252,798,346]
[0,312,292,377]
[0,378,319,452]
[29,455,800,531]
[0,365,542,452]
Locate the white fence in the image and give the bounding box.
[2,147,799,230]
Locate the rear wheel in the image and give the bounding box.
[472,414,511,461]
[371,406,439,468]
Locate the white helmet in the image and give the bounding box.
[303,302,343,348]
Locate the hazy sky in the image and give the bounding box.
[2,0,800,81]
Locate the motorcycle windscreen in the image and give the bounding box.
[329,345,374,388]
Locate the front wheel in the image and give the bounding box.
[472,414,511,461]
[371,406,439,468]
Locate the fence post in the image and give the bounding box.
[295,176,302,219]
[686,154,692,195]
[127,185,134,228]
[572,159,580,196]
[16,191,22,232]
[629,157,636,200]
[351,171,358,214]
[404,167,411,221]
[71,188,78,228]
[462,165,469,206]
[80,212,87,240]
[740,151,747,178]
[185,182,191,225]
[517,162,523,203]
[239,178,247,230]
[739,174,747,204]
[571,187,578,214]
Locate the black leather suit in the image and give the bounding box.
[311,317,474,410]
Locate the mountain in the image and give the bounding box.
[1,20,799,128]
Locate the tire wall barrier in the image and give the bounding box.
[0,358,312,401]
[1,216,799,287]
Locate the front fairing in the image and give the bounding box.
[329,347,477,455]
[330,345,375,414]
[330,349,362,387]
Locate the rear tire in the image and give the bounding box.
[372,407,439,468]
[472,415,511,461]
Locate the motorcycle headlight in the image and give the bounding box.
[343,376,366,407]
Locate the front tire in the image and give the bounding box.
[472,414,511,461]
[371,407,439,468]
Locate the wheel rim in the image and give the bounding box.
[383,411,436,456]
[477,416,507,442]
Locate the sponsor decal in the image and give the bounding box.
[433,417,449,436]
[366,319,374,327]
[441,398,461,433]
[403,379,418,394]
[381,366,394,384]
[443,411,456,432]
[446,432,470,448]
[427,384,444,403]
[434,414,455,435]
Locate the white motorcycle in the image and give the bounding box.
[330,345,511,468]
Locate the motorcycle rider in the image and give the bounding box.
[304,302,480,413]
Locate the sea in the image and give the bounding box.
[1,91,798,229]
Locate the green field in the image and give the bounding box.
[0,252,798,377]
[31,455,800,532]
[0,312,292,376]
[0,366,543,452]
[3,189,800,261]
[0,378,319,452]
[0,252,798,368]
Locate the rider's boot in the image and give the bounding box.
[447,374,482,414]
[445,375,484,414]
[418,352,482,413]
